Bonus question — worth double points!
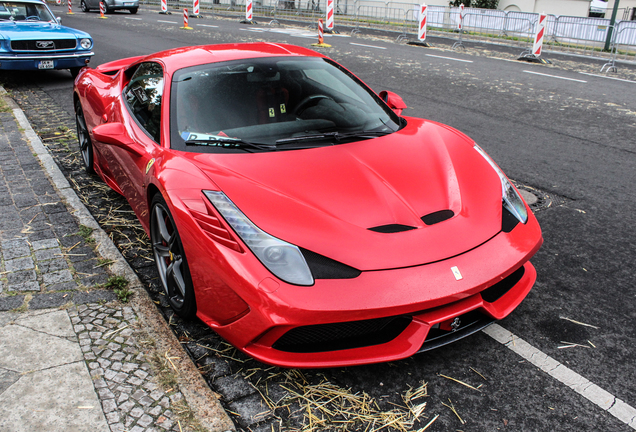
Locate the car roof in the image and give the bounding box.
[141,43,326,75]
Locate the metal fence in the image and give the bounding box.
[141,0,636,62]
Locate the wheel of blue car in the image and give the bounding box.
[75,100,94,174]
[80,0,89,11]
[150,194,197,319]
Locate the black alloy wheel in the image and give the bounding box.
[80,0,89,12]
[75,99,94,174]
[150,194,197,319]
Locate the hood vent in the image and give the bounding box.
[421,209,454,226]
[368,224,417,234]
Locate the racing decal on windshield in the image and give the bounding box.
[132,86,149,104]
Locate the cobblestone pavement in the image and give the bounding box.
[72,303,186,432]
[0,89,231,431]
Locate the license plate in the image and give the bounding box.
[124,2,133,5]
[38,60,54,69]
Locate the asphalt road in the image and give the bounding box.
[7,5,636,431]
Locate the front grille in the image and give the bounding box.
[273,316,412,353]
[11,39,76,51]
[481,266,525,303]
[417,310,494,353]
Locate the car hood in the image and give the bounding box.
[189,118,505,271]
[0,22,88,39]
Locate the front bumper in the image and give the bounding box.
[186,203,542,368]
[0,52,94,70]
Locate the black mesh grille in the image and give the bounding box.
[368,224,417,233]
[481,266,525,303]
[10,39,76,51]
[273,316,412,353]
[421,209,454,225]
[300,248,361,279]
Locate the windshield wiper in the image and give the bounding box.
[185,137,274,152]
[276,130,392,145]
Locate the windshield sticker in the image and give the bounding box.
[132,86,149,104]
[280,103,286,114]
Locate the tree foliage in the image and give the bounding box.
[449,0,499,9]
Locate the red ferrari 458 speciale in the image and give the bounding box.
[74,42,542,368]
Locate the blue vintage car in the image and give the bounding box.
[0,0,93,76]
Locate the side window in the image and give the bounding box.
[125,62,164,143]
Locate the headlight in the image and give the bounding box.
[474,144,528,225]
[80,38,92,50]
[204,191,314,286]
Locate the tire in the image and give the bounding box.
[103,2,111,13]
[129,7,138,13]
[75,99,95,174]
[80,0,89,12]
[150,194,197,319]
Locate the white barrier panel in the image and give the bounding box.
[326,0,334,30]
[532,12,546,56]
[245,0,252,21]
[418,3,427,41]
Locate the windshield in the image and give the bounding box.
[170,56,401,153]
[0,1,55,21]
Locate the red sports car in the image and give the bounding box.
[74,43,542,368]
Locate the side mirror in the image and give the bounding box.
[92,122,144,156]
[379,90,407,116]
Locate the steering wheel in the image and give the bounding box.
[294,94,333,116]
[25,16,40,20]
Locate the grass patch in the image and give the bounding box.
[78,224,95,244]
[0,97,10,113]
[104,275,133,303]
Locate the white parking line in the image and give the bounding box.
[125,17,142,20]
[484,324,636,430]
[157,19,177,24]
[198,24,219,28]
[579,72,636,84]
[425,54,473,63]
[350,42,386,50]
[523,70,587,83]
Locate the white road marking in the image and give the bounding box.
[125,17,142,20]
[350,42,386,50]
[425,54,473,63]
[198,24,219,28]
[579,72,636,84]
[523,70,587,83]
[484,324,636,430]
[157,19,177,24]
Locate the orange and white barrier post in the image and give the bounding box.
[418,3,427,42]
[56,0,60,5]
[311,18,331,47]
[159,0,168,14]
[532,12,547,57]
[181,8,193,29]
[99,2,107,18]
[458,3,464,31]
[193,0,200,16]
[326,0,334,31]
[67,0,74,14]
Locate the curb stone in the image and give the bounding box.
[1,86,235,432]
